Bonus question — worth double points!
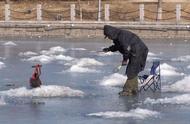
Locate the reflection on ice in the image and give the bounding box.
[87,108,160,119]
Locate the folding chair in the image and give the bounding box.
[138,61,161,92]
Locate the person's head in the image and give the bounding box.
[104,25,120,40]
[36,64,42,68]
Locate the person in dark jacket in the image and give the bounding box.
[29,64,42,88]
[103,25,149,96]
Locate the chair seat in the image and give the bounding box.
[138,60,161,92]
[139,75,154,87]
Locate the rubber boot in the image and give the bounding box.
[119,76,138,96]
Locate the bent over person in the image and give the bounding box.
[29,64,42,88]
[103,25,148,96]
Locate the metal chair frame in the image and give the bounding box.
[138,61,161,92]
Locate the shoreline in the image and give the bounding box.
[0,35,189,43]
[1,21,190,40]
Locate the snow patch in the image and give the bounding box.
[163,75,190,92]
[144,94,190,105]
[0,57,5,60]
[68,65,99,73]
[19,51,38,57]
[65,58,103,73]
[172,55,190,62]
[0,85,84,98]
[0,61,6,69]
[0,97,6,106]
[40,46,66,55]
[160,63,184,76]
[25,54,74,64]
[25,55,54,64]
[2,41,17,46]
[76,58,104,66]
[148,52,157,56]
[70,48,86,51]
[146,52,161,62]
[100,73,127,87]
[187,65,190,69]
[87,108,159,119]
[22,46,74,64]
[97,51,119,56]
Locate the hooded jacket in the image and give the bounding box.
[104,25,148,79]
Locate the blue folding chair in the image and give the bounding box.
[138,61,161,92]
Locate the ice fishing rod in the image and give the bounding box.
[96,50,104,53]
[32,64,42,68]
[113,64,125,73]
[113,60,129,73]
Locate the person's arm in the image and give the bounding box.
[122,54,129,65]
[123,49,131,60]
[109,45,119,52]
[103,44,119,52]
[37,67,41,76]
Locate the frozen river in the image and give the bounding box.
[0,37,190,124]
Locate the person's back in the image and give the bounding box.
[103,25,149,96]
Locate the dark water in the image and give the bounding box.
[0,37,190,124]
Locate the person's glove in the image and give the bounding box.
[122,60,128,66]
[102,48,109,52]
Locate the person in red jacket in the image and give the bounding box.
[29,64,42,88]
